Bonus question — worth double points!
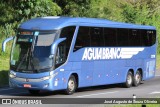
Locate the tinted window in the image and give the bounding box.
[74,27,156,50]
[129,29,141,46]
[152,30,156,45]
[90,27,104,46]
[55,41,66,68]
[117,28,128,46]
[141,30,156,46]
[60,26,76,55]
[104,28,117,46]
[74,27,90,51]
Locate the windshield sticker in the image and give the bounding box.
[34,31,39,36]
[82,48,144,60]
[19,31,33,35]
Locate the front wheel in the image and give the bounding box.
[123,71,133,88]
[64,75,77,95]
[133,70,142,86]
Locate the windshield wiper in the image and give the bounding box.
[28,56,39,73]
[16,53,28,71]
[16,47,30,71]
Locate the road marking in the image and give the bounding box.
[149,91,160,94]
[0,88,13,91]
[77,91,118,98]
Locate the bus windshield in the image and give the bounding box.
[10,30,59,73]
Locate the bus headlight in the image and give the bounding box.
[41,76,50,81]
[41,72,58,81]
[9,71,16,78]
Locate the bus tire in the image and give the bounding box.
[133,70,142,86]
[65,75,77,95]
[123,71,133,88]
[28,89,40,95]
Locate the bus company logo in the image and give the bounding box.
[82,48,144,60]
[25,79,29,82]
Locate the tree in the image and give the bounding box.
[0,0,62,26]
[121,0,160,53]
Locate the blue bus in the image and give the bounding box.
[2,17,157,95]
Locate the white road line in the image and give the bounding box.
[77,91,118,98]
[155,75,160,77]
[0,88,13,91]
[149,91,160,95]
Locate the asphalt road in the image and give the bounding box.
[0,70,160,107]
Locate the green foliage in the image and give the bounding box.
[14,0,62,22]
[56,0,91,17]
[0,0,62,29]
[157,54,160,69]
[0,2,15,25]
[56,0,124,21]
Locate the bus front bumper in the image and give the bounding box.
[8,70,62,91]
[9,77,55,91]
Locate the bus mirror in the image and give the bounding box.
[2,36,14,52]
[50,38,66,55]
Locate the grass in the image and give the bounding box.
[0,38,12,87]
[0,54,10,71]
[0,54,9,87]
[156,54,160,70]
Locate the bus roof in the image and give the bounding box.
[19,16,156,30]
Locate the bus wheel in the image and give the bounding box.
[28,89,40,95]
[133,70,142,86]
[65,75,77,95]
[124,71,133,88]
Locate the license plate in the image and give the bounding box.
[24,84,31,88]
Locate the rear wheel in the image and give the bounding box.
[28,89,40,95]
[123,71,133,88]
[65,75,77,95]
[133,70,142,86]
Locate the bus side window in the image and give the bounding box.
[104,28,117,47]
[55,41,66,68]
[117,28,129,46]
[145,30,156,46]
[90,27,104,47]
[74,27,90,52]
[141,30,156,46]
[129,29,141,46]
[60,26,76,57]
[152,30,156,45]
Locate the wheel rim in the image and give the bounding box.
[135,73,141,84]
[127,74,132,85]
[68,79,75,91]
